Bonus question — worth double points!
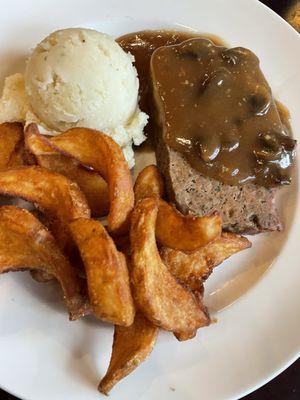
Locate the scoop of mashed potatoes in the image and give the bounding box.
[0,28,148,168]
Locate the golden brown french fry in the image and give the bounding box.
[7,142,26,167]
[156,200,222,251]
[26,124,134,236]
[174,330,197,341]
[173,288,206,341]
[134,164,165,201]
[130,198,209,336]
[0,166,90,251]
[69,218,135,326]
[113,234,206,340]
[134,165,222,251]
[25,127,109,218]
[99,312,158,395]
[49,127,134,235]
[0,206,89,320]
[0,122,24,167]
[38,156,109,218]
[134,166,214,340]
[160,232,252,290]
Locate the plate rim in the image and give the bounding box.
[0,1,299,399]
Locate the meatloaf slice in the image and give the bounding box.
[155,137,282,234]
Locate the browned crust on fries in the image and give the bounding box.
[99,312,158,395]
[156,200,222,251]
[25,127,109,217]
[134,165,222,251]
[134,164,165,201]
[70,218,135,326]
[160,232,252,290]
[0,166,90,250]
[0,122,24,167]
[0,206,89,320]
[130,198,209,335]
[26,124,134,235]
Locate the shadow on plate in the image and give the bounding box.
[205,165,298,313]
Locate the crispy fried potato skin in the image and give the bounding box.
[38,155,109,218]
[0,122,24,167]
[134,167,250,340]
[99,312,158,395]
[26,125,134,236]
[0,206,89,319]
[70,218,135,326]
[134,167,214,339]
[160,232,252,290]
[0,166,90,250]
[25,127,109,218]
[130,198,209,335]
[174,330,197,341]
[134,164,165,201]
[7,142,27,167]
[156,200,222,251]
[134,165,222,251]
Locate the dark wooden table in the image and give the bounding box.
[0,1,299,399]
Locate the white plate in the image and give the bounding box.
[0,1,299,399]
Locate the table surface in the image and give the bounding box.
[0,1,299,399]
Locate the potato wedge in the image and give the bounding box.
[134,164,164,201]
[134,165,222,251]
[130,198,209,335]
[156,201,222,251]
[0,206,89,320]
[0,122,23,167]
[99,312,158,395]
[38,155,109,218]
[135,169,211,339]
[160,232,252,291]
[25,127,109,217]
[174,330,197,341]
[173,288,206,341]
[0,166,90,250]
[113,234,207,340]
[26,124,134,235]
[7,141,26,167]
[69,218,135,326]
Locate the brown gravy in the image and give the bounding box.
[118,30,296,187]
[117,30,223,132]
